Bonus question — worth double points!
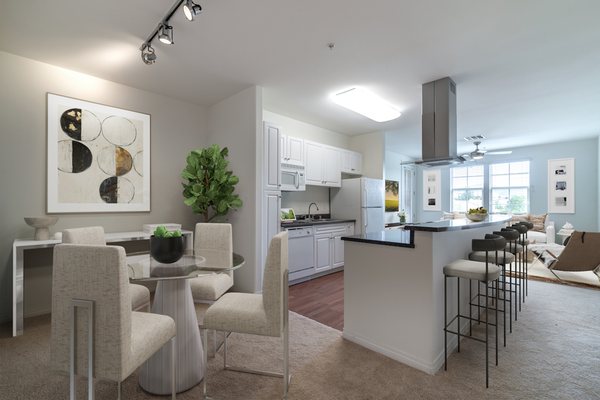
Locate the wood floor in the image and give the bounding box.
[288,271,344,331]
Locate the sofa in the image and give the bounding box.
[510,213,555,244]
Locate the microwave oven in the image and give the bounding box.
[281,163,305,191]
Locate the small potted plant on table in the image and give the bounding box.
[151,225,184,264]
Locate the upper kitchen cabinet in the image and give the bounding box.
[280,135,304,166]
[305,141,341,187]
[341,150,363,175]
[263,122,281,190]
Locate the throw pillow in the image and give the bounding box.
[529,213,547,232]
[510,214,529,225]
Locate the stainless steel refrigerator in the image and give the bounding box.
[331,177,385,235]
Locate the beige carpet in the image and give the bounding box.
[528,259,600,288]
[1,280,599,400]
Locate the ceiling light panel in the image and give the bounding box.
[332,88,401,122]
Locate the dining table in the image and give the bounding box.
[127,251,245,395]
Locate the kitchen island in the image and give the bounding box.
[341,215,510,374]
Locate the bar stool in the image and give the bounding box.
[516,221,534,297]
[502,227,523,315]
[469,234,515,345]
[510,224,528,305]
[492,229,520,331]
[444,234,506,388]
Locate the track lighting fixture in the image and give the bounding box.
[139,0,202,65]
[158,24,174,44]
[141,44,157,65]
[183,0,202,21]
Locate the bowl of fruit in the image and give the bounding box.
[466,207,488,222]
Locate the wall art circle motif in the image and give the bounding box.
[97,146,133,176]
[99,176,135,204]
[60,108,101,141]
[133,151,144,176]
[102,116,137,146]
[57,140,93,173]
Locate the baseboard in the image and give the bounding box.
[343,318,473,376]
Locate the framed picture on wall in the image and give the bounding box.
[547,158,574,214]
[385,180,399,212]
[47,93,151,213]
[423,169,441,211]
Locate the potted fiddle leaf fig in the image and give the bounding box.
[181,144,243,222]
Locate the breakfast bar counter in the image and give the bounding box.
[341,215,510,374]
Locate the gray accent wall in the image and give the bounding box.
[415,137,599,231]
[0,51,208,322]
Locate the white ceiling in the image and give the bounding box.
[1,0,600,158]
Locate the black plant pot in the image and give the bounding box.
[150,236,184,264]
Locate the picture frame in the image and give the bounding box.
[47,93,151,213]
[423,169,441,211]
[547,158,574,214]
[385,180,399,212]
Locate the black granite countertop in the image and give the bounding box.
[403,215,511,232]
[341,230,415,248]
[281,219,356,228]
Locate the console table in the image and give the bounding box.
[11,230,193,337]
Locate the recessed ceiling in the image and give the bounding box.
[1,0,599,158]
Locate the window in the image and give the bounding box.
[450,166,484,212]
[489,161,530,214]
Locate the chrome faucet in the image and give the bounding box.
[308,202,319,221]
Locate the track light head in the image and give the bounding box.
[183,0,202,21]
[158,24,174,44]
[141,44,157,65]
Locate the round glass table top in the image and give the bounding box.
[127,251,245,282]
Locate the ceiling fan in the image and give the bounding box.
[461,140,512,161]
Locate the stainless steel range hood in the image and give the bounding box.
[415,77,464,167]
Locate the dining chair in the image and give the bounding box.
[50,244,177,400]
[202,231,290,399]
[190,223,234,303]
[62,226,151,312]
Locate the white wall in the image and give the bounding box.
[208,86,262,293]
[263,110,350,148]
[0,51,208,322]
[350,131,385,179]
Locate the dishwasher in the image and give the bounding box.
[285,226,315,282]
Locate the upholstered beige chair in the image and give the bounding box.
[202,231,289,399]
[50,244,177,399]
[190,223,233,302]
[62,226,151,312]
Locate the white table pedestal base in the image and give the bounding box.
[139,279,204,394]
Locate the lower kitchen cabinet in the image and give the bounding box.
[314,222,355,273]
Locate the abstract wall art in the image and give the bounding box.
[423,169,441,211]
[385,180,399,212]
[47,94,150,213]
[547,158,574,214]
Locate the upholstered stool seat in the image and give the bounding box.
[130,284,153,311]
[191,274,234,301]
[504,243,523,253]
[469,251,515,265]
[444,259,501,282]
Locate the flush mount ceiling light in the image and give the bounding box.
[139,0,202,64]
[183,0,202,21]
[332,88,401,122]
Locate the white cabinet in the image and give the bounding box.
[262,190,281,285]
[304,141,341,187]
[341,150,362,175]
[314,222,354,272]
[263,122,281,190]
[281,135,304,166]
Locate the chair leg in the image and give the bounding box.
[171,337,176,400]
[202,330,208,399]
[224,333,228,369]
[458,278,462,352]
[117,381,121,400]
[444,275,448,371]
[495,278,499,366]
[485,280,489,388]
[469,280,472,336]
[283,317,289,399]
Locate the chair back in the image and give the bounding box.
[552,231,600,272]
[261,232,289,336]
[50,244,131,382]
[195,223,233,276]
[62,226,106,245]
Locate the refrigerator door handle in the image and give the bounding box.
[364,208,368,228]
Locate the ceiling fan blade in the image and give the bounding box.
[487,150,513,155]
